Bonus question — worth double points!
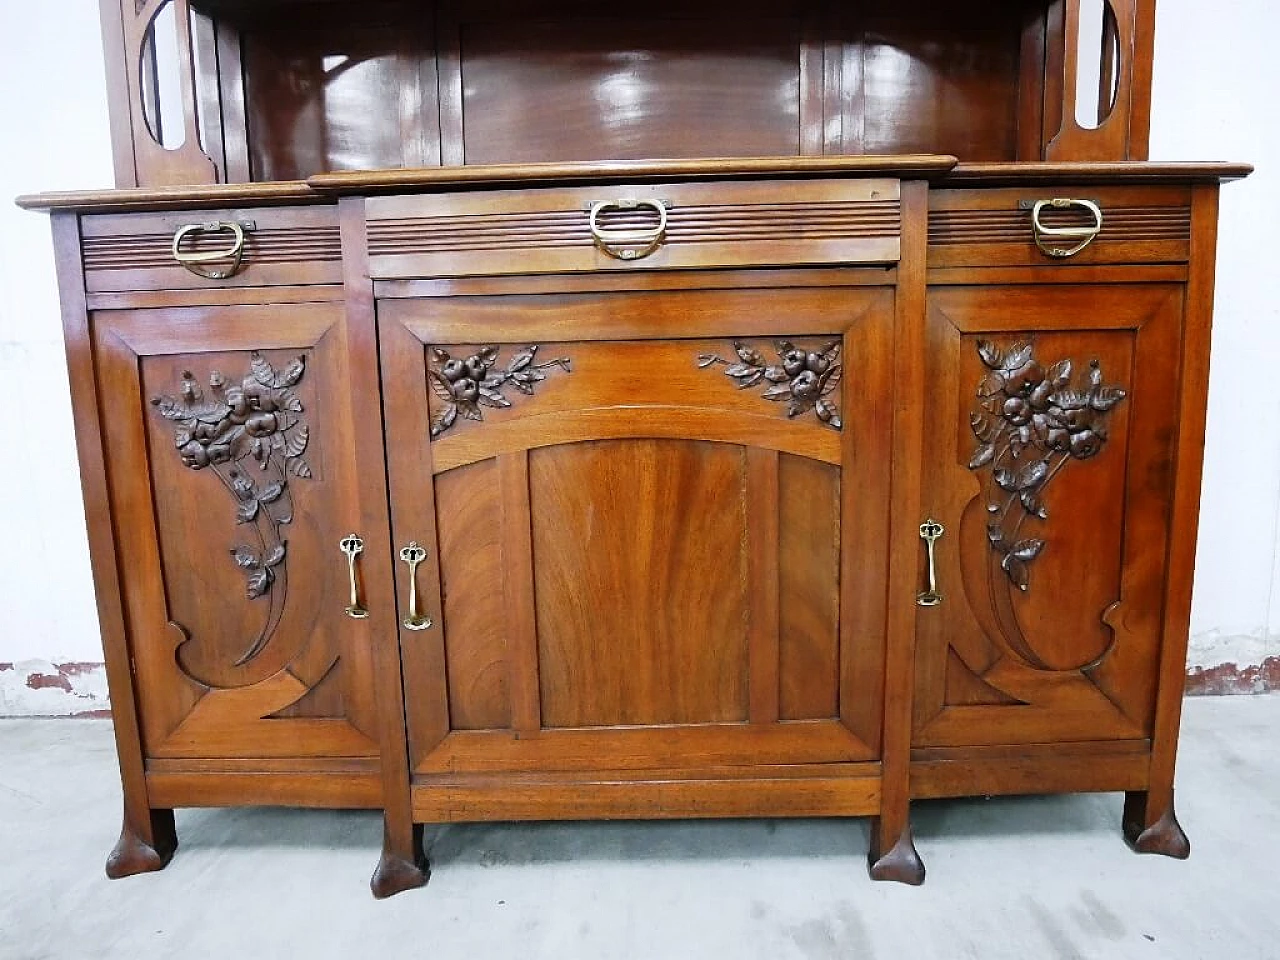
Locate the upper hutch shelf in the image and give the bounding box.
[105,0,1156,188]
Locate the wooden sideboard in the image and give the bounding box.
[19,0,1249,898]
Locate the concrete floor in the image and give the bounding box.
[0,696,1276,960]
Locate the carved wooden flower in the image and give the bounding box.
[697,339,843,429]
[428,344,571,437]
[970,340,1127,591]
[150,352,313,666]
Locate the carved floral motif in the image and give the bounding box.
[150,352,313,666]
[697,339,843,429]
[428,345,571,438]
[969,340,1127,592]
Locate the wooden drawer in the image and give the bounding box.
[366,179,901,279]
[80,205,342,293]
[928,186,1193,269]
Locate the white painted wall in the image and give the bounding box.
[0,2,1274,711]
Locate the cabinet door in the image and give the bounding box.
[913,285,1182,747]
[93,303,380,760]
[382,285,894,775]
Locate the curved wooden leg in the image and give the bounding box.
[1124,789,1190,859]
[105,807,177,879]
[371,820,429,899]
[868,817,926,886]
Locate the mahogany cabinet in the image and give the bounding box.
[18,0,1249,900]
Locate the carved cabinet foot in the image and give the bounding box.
[868,820,926,886]
[105,809,178,879]
[1123,790,1191,859]
[370,823,429,899]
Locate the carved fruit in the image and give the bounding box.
[1070,429,1103,459]
[245,412,278,437]
[179,441,210,469]
[464,356,486,379]
[452,378,479,402]
[806,352,830,375]
[1002,396,1032,426]
[442,359,466,383]
[1004,360,1044,396]
[782,349,807,377]
[790,371,820,401]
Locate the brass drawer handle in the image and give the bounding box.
[171,220,253,279]
[398,542,433,632]
[588,199,669,260]
[339,534,369,620]
[1029,199,1103,259]
[916,519,945,608]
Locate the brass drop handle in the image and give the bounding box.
[399,542,433,632]
[916,519,945,608]
[588,199,669,260]
[339,534,369,620]
[171,220,253,279]
[1029,199,1103,259]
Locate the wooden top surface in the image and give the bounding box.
[16,158,1252,213]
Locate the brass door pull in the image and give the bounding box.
[399,542,433,631]
[588,198,669,260]
[1029,199,1103,258]
[172,220,253,279]
[917,519,945,607]
[339,534,369,619]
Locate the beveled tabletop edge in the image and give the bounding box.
[17,158,1253,213]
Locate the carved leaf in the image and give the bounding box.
[258,482,284,504]
[430,404,458,437]
[1092,387,1128,412]
[821,341,842,365]
[1016,459,1050,490]
[993,468,1019,492]
[820,365,843,397]
[476,346,500,367]
[284,424,309,459]
[761,384,793,401]
[724,363,759,378]
[174,428,192,447]
[459,400,484,422]
[786,400,808,418]
[507,348,536,373]
[1020,490,1049,519]
[763,366,790,383]
[431,348,451,363]
[1009,539,1046,561]
[510,380,535,396]
[246,568,272,600]
[696,354,722,369]
[274,356,305,388]
[231,546,260,569]
[735,370,765,389]
[478,388,512,409]
[977,374,1005,399]
[987,522,1005,544]
[1002,342,1033,373]
[1051,389,1088,410]
[264,544,286,567]
[287,457,313,479]
[251,352,277,387]
[428,370,455,402]
[1003,555,1031,592]
[970,413,1000,444]
[237,500,259,523]
[977,340,1003,369]
[1049,359,1073,386]
[969,443,996,470]
[735,342,766,365]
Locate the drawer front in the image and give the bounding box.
[929,186,1193,269]
[80,205,343,293]
[366,179,901,279]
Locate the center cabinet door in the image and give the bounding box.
[381,285,894,775]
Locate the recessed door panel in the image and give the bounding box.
[913,284,1183,748]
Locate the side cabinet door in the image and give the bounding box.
[381,286,895,776]
[93,302,380,759]
[913,284,1183,747]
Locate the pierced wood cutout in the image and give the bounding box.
[697,339,843,429]
[968,340,1127,592]
[150,352,313,671]
[428,345,571,438]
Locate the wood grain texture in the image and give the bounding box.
[531,439,750,727]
